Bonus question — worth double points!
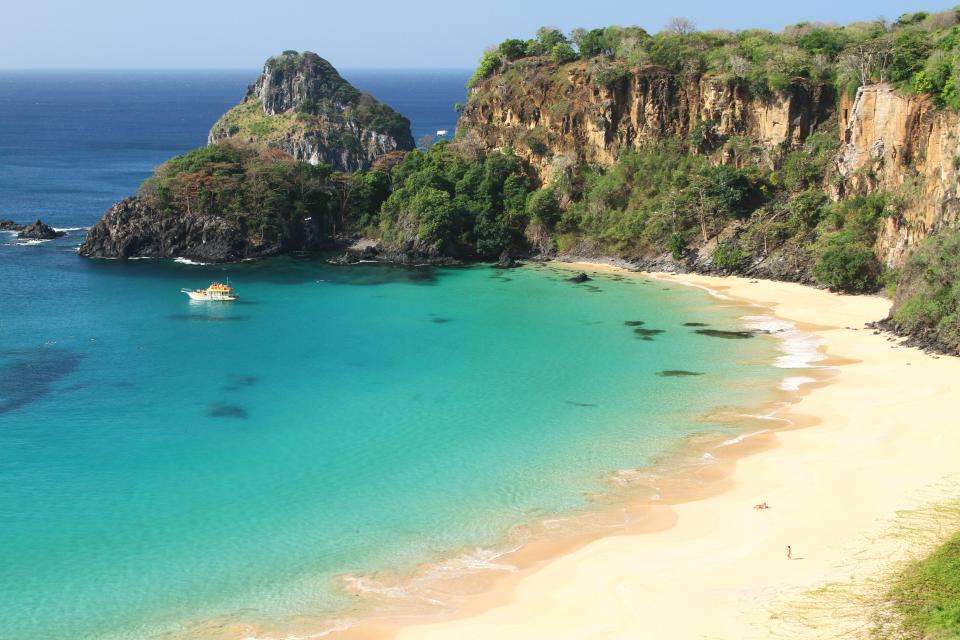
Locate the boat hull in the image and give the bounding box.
[182,290,237,301]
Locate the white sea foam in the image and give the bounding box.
[778,376,818,391]
[720,429,770,447]
[700,452,719,463]
[14,238,51,245]
[174,257,209,266]
[741,314,827,369]
[53,226,86,232]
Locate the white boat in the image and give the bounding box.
[181,281,238,301]
[436,129,448,137]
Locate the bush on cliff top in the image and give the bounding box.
[469,9,960,107]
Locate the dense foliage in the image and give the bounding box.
[375,142,532,259]
[469,10,960,106]
[890,227,960,352]
[140,143,339,235]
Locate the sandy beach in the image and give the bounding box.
[376,267,960,640]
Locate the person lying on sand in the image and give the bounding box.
[753,502,770,510]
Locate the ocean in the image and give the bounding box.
[0,70,794,639]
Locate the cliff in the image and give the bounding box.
[208,52,414,171]
[837,84,960,267]
[458,58,834,180]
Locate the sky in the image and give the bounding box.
[0,0,943,69]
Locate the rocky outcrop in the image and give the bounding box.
[328,238,463,267]
[208,52,414,172]
[458,58,833,180]
[17,219,63,240]
[837,84,960,266]
[0,220,25,232]
[79,197,335,262]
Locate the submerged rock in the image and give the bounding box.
[694,329,755,339]
[634,328,665,337]
[17,219,63,240]
[656,370,705,377]
[570,272,591,283]
[207,403,248,419]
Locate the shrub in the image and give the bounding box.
[812,230,881,292]
[711,241,745,270]
[669,232,685,259]
[551,42,579,64]
[890,227,960,351]
[526,187,560,226]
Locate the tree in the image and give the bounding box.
[418,134,436,150]
[529,26,569,55]
[413,187,456,249]
[813,230,881,292]
[498,38,529,61]
[664,17,697,36]
[551,42,579,64]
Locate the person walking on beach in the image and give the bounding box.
[786,545,792,560]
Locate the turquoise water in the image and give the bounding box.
[0,237,784,639]
[0,71,787,639]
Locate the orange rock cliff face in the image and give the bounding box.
[838,84,960,266]
[458,58,960,267]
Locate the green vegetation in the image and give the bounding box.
[139,143,338,236]
[890,227,960,352]
[469,10,960,107]
[376,141,532,258]
[887,530,960,637]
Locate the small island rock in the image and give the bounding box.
[17,219,63,240]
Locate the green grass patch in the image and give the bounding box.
[888,532,960,638]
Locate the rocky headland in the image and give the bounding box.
[208,51,414,172]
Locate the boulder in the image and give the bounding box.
[17,219,63,240]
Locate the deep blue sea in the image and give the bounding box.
[0,71,790,639]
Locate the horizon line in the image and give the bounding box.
[0,66,475,72]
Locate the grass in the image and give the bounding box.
[210,99,291,140]
[888,533,960,638]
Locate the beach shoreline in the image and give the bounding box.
[344,263,960,640]
[178,262,960,640]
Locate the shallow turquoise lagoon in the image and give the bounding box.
[0,241,784,638]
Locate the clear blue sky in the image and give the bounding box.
[0,0,941,69]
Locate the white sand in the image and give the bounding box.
[388,270,960,639]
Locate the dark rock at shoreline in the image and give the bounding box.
[570,272,591,283]
[79,197,342,262]
[328,238,463,267]
[18,219,63,240]
[80,198,250,261]
[492,251,522,269]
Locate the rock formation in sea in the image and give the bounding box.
[208,51,414,172]
[5,219,64,240]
